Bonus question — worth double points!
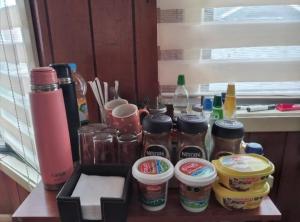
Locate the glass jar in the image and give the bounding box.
[142,114,172,159]
[211,119,244,160]
[177,115,208,161]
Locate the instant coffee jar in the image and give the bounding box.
[211,119,244,160]
[177,114,208,161]
[142,114,173,159]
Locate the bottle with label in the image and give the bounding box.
[177,115,208,161]
[212,95,223,120]
[173,74,189,118]
[223,83,236,120]
[69,63,89,125]
[142,114,173,159]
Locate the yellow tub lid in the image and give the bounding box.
[212,154,274,177]
[213,181,270,198]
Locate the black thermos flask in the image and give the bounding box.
[50,63,80,162]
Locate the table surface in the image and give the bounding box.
[13,183,281,222]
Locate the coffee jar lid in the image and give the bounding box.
[212,119,244,139]
[177,114,208,134]
[142,114,172,134]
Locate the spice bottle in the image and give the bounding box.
[142,114,173,159]
[211,119,244,160]
[177,115,208,161]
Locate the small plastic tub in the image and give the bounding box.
[175,158,217,213]
[212,154,274,191]
[213,182,270,210]
[132,156,174,211]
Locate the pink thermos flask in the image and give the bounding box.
[30,67,73,190]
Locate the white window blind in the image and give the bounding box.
[0,0,40,186]
[157,0,300,95]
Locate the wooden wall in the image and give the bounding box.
[0,171,29,214]
[29,0,159,122]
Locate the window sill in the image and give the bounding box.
[0,154,40,192]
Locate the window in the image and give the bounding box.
[0,0,40,187]
[157,0,300,96]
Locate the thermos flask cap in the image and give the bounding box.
[49,63,72,79]
[31,67,58,85]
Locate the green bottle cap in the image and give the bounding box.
[213,95,222,108]
[177,74,185,86]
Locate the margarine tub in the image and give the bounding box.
[213,182,270,210]
[212,154,274,191]
[132,156,174,211]
[175,158,217,213]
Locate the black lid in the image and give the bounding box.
[212,119,244,139]
[142,114,172,134]
[177,114,208,134]
[49,63,72,79]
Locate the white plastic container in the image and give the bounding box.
[175,158,217,212]
[132,156,174,211]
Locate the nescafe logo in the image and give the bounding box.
[179,146,205,159]
[145,145,168,158]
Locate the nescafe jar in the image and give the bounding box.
[142,114,172,159]
[211,120,244,160]
[177,115,208,161]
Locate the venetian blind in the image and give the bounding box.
[157,0,300,94]
[0,0,39,186]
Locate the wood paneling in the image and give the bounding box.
[90,0,137,103]
[277,132,300,222]
[0,171,29,214]
[134,0,159,104]
[244,132,286,202]
[45,0,99,122]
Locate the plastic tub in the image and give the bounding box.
[175,158,217,212]
[213,182,270,210]
[132,156,174,211]
[212,154,274,191]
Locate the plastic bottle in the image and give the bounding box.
[212,95,223,120]
[223,83,236,120]
[173,74,189,118]
[203,97,213,158]
[69,63,89,125]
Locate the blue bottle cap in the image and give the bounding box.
[245,142,264,155]
[68,63,77,73]
[203,97,213,111]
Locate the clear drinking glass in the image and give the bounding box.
[93,132,115,164]
[78,125,95,165]
[118,134,139,165]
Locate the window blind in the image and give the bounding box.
[0,0,39,186]
[157,0,300,94]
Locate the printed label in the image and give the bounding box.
[138,159,169,175]
[179,182,211,210]
[222,196,263,210]
[180,162,213,177]
[144,145,169,159]
[221,155,267,172]
[229,176,267,191]
[77,97,88,122]
[139,182,167,207]
[178,145,206,160]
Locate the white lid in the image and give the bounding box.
[175,158,217,187]
[132,156,174,185]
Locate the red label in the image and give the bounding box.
[180,162,212,177]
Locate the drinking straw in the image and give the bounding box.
[104,82,108,103]
[114,80,119,98]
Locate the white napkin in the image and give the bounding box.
[71,173,125,220]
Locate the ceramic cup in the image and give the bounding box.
[104,99,128,125]
[112,103,148,134]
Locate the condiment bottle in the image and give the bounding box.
[142,114,172,159]
[29,67,73,190]
[211,119,244,160]
[50,63,80,162]
[223,83,236,120]
[177,115,208,161]
[212,95,223,120]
